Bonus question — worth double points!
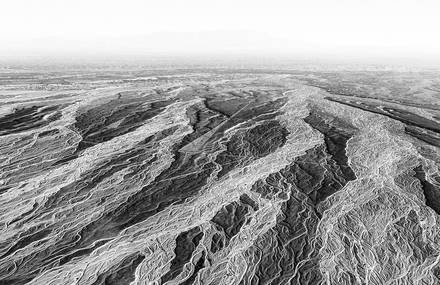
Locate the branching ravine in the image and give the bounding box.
[0,70,439,285]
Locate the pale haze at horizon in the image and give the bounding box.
[1,0,439,64]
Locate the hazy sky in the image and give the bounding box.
[1,0,439,62]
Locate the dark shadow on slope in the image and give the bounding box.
[161,227,204,284]
[215,120,289,178]
[0,98,289,283]
[242,112,357,285]
[92,253,145,285]
[58,239,111,266]
[179,251,205,285]
[303,112,357,183]
[57,97,176,164]
[325,97,440,134]
[414,165,440,215]
[0,105,62,136]
[405,126,440,148]
[210,194,258,254]
[0,227,52,260]
[240,191,322,285]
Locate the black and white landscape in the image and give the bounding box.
[2,0,440,284]
[0,67,440,284]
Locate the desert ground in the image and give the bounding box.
[1,66,440,284]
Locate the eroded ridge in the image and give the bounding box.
[0,69,440,285]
